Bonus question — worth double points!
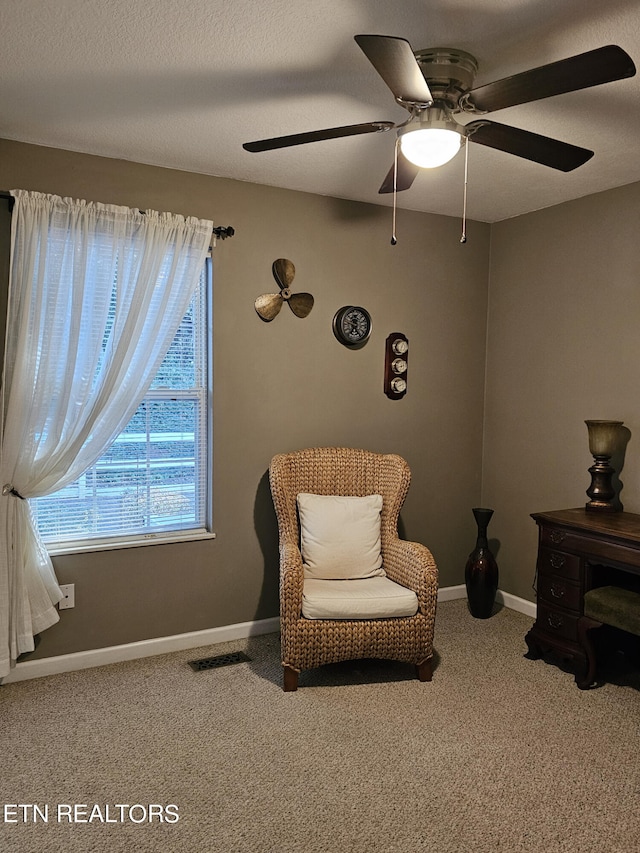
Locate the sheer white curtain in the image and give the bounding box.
[0,190,212,677]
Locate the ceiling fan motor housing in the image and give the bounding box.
[414,47,478,109]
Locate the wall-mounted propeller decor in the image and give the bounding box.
[244,35,636,186]
[255,259,314,322]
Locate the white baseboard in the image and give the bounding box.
[437,584,467,602]
[2,616,280,684]
[3,586,536,684]
[495,589,537,619]
[437,583,536,619]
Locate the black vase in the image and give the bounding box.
[465,507,499,619]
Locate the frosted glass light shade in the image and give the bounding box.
[585,420,623,457]
[400,127,462,168]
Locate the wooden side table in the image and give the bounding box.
[525,508,640,676]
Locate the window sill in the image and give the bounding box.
[46,529,216,556]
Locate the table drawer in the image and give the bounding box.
[541,525,579,549]
[537,547,581,580]
[537,573,582,612]
[537,603,579,642]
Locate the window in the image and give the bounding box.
[30,260,212,552]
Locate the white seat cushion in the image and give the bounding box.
[297,492,385,580]
[302,577,419,620]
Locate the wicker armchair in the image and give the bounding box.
[269,447,439,691]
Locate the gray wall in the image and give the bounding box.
[483,181,640,601]
[0,139,490,659]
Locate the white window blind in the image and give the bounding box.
[30,261,211,549]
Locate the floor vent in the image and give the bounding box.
[188,651,251,672]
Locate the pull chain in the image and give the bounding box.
[391,136,399,246]
[460,138,469,244]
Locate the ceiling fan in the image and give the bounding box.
[243,34,636,193]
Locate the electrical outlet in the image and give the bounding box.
[58,583,75,610]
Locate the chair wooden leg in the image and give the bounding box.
[283,665,299,692]
[416,658,433,682]
[575,615,603,689]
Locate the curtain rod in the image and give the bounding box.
[0,191,235,240]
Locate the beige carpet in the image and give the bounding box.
[1,599,639,853]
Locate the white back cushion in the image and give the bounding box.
[297,493,385,580]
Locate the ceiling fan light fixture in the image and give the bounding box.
[399,123,463,169]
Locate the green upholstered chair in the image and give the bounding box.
[576,585,640,689]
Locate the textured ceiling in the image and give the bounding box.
[1,0,640,222]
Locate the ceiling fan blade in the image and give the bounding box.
[378,151,420,193]
[465,120,593,171]
[255,293,283,321]
[288,293,314,318]
[243,122,394,152]
[461,45,636,114]
[354,34,433,107]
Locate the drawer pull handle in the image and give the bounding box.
[550,584,565,598]
[549,553,566,569]
[547,613,563,630]
[550,529,566,544]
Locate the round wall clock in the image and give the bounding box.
[332,305,372,347]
